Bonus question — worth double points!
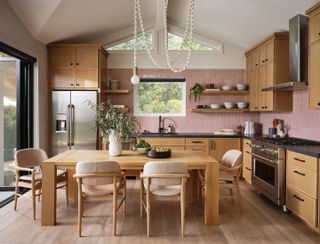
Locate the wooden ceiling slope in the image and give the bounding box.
[6,0,320,48]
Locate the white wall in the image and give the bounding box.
[0,0,48,151]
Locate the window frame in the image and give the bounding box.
[133,78,187,117]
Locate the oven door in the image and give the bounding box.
[252,153,280,204]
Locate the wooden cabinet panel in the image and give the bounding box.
[51,68,76,88]
[309,11,320,44]
[208,138,241,161]
[75,46,98,68]
[49,45,106,89]
[242,139,252,184]
[287,163,318,198]
[251,49,260,69]
[308,42,320,109]
[50,47,75,67]
[142,137,185,145]
[186,138,208,154]
[286,185,317,227]
[287,151,318,172]
[76,68,99,88]
[242,139,252,152]
[266,40,274,62]
[250,68,260,111]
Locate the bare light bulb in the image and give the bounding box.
[131,74,140,85]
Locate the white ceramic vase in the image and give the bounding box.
[108,130,122,156]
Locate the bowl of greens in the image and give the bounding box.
[133,139,151,154]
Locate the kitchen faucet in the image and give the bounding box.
[158,115,164,133]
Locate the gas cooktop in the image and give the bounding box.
[255,137,320,146]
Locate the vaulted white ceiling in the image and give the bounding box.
[6,0,319,48]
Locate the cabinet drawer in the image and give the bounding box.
[185,138,208,145]
[141,138,185,146]
[243,166,252,184]
[286,185,317,227]
[287,151,318,171]
[186,146,207,154]
[286,163,318,198]
[242,139,252,153]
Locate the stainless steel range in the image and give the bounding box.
[251,137,320,211]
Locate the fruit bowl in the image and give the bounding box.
[146,148,171,158]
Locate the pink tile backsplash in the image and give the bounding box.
[107,69,259,133]
[259,90,320,140]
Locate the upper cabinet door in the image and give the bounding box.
[75,46,99,68]
[50,47,75,67]
[308,42,320,109]
[266,40,274,63]
[309,11,320,44]
[259,44,267,65]
[251,49,260,69]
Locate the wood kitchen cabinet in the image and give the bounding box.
[306,3,320,109]
[48,44,108,89]
[140,137,185,151]
[242,138,252,184]
[245,32,292,112]
[286,150,319,227]
[208,138,241,161]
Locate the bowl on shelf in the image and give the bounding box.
[236,102,249,109]
[222,85,233,91]
[210,103,222,109]
[236,84,247,91]
[224,102,235,109]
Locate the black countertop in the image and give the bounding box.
[141,132,243,138]
[285,145,320,158]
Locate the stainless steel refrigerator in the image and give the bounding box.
[52,91,97,156]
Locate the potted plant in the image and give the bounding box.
[88,101,140,156]
[133,139,151,154]
[189,83,204,102]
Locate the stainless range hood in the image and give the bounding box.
[262,14,308,91]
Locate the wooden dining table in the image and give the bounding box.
[41,150,219,226]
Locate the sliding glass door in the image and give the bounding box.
[0,43,36,206]
[0,52,17,188]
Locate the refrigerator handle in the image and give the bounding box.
[70,104,75,146]
[67,105,71,146]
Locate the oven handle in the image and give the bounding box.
[248,152,279,164]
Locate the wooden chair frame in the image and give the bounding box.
[73,172,126,237]
[140,173,189,237]
[13,164,68,220]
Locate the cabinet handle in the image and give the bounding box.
[318,102,320,106]
[191,141,202,144]
[262,60,265,63]
[293,170,305,176]
[265,106,268,109]
[266,59,268,62]
[76,63,79,65]
[255,106,258,109]
[76,83,80,86]
[245,167,251,171]
[70,83,74,86]
[255,64,258,66]
[70,62,73,66]
[293,194,304,202]
[293,157,305,163]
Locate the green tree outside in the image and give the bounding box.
[4,106,16,161]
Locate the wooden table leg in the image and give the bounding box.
[41,163,56,226]
[204,161,219,225]
[67,169,78,205]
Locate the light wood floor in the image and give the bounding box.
[0,180,320,244]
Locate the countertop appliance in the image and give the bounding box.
[52,91,97,156]
[251,137,320,211]
[244,122,262,135]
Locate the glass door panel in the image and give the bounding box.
[0,52,17,188]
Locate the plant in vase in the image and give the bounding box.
[189,83,204,102]
[132,139,151,154]
[88,101,140,156]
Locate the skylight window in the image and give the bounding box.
[106,33,153,51]
[168,33,218,51]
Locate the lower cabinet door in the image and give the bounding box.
[286,185,317,227]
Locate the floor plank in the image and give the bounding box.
[0,180,319,244]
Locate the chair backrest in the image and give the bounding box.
[143,162,188,186]
[220,149,243,168]
[75,160,121,185]
[14,148,48,168]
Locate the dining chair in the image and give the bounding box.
[73,160,126,237]
[13,148,68,220]
[198,149,243,211]
[140,162,189,237]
